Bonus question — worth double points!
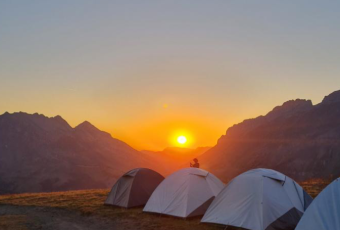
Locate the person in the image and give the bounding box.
[190,158,200,168]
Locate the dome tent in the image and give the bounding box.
[143,168,224,218]
[295,178,340,230]
[105,168,164,208]
[201,168,312,230]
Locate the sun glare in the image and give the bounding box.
[170,130,193,147]
[177,136,187,144]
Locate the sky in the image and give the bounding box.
[1,1,340,151]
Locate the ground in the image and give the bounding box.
[0,180,329,230]
[0,190,224,230]
[300,178,331,198]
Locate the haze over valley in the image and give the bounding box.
[2,90,340,194]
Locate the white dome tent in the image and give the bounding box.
[295,178,340,230]
[105,168,164,208]
[201,168,312,230]
[143,168,224,218]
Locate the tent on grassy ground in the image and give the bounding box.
[105,168,164,208]
[201,168,312,230]
[143,167,224,218]
[295,178,340,230]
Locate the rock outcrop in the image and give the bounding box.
[0,112,156,194]
[199,90,340,183]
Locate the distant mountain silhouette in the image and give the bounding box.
[0,112,159,194]
[199,90,340,182]
[3,90,340,193]
[142,146,210,173]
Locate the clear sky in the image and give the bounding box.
[1,1,340,150]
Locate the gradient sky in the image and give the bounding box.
[1,1,340,150]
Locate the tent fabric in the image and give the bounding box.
[201,168,312,230]
[295,178,340,230]
[143,168,224,218]
[303,190,313,210]
[265,208,303,230]
[105,168,164,208]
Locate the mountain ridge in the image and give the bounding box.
[2,89,340,193]
[0,112,159,194]
[199,90,340,182]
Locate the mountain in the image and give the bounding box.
[3,90,340,193]
[198,90,340,182]
[141,146,210,174]
[0,112,159,194]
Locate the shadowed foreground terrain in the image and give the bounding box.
[0,180,329,230]
[0,190,223,230]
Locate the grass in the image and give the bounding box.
[0,179,330,230]
[0,189,222,230]
[300,178,331,198]
[0,215,29,230]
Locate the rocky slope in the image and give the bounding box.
[3,90,340,193]
[0,112,158,194]
[199,90,340,182]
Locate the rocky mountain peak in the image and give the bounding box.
[0,112,156,195]
[221,99,313,141]
[322,90,340,104]
[75,121,98,132]
[74,121,112,139]
[52,115,71,128]
[267,99,313,118]
[0,112,71,131]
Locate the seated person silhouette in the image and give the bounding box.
[190,158,200,168]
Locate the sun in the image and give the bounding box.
[177,135,187,144]
[170,130,192,147]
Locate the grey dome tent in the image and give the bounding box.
[105,168,164,208]
[201,168,312,230]
[143,168,224,218]
[295,178,340,230]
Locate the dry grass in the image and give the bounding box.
[0,189,109,214]
[0,189,223,230]
[0,179,329,230]
[0,215,29,230]
[300,178,331,198]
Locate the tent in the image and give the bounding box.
[201,168,312,230]
[105,168,164,208]
[295,178,340,230]
[143,168,224,218]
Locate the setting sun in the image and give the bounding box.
[169,130,194,148]
[177,136,187,144]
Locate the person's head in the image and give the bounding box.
[193,158,198,163]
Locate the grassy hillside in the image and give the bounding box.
[0,180,330,230]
